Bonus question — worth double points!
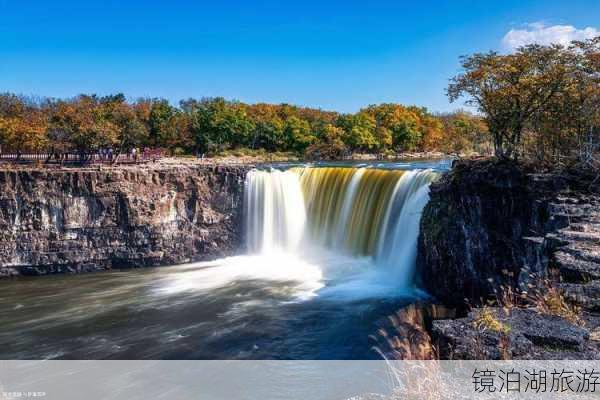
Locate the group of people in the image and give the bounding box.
[97,147,143,163]
[97,148,115,162]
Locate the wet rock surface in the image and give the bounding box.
[0,163,250,276]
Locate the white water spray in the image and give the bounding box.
[244,166,438,294]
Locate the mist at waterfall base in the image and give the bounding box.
[0,161,445,359]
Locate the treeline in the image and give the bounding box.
[449,36,600,164]
[0,93,488,159]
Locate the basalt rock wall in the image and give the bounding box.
[418,159,569,307]
[0,164,249,277]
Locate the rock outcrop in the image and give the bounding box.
[549,194,600,313]
[418,159,600,359]
[432,307,598,360]
[419,159,600,308]
[0,163,250,277]
[418,159,564,308]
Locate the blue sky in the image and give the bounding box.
[1,0,598,113]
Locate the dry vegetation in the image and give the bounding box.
[529,280,584,326]
[472,307,511,334]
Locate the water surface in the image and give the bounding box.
[0,159,450,360]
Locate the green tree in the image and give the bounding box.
[362,104,424,152]
[336,113,377,152]
[305,123,348,160]
[148,99,177,147]
[100,94,149,153]
[284,116,315,152]
[188,97,255,153]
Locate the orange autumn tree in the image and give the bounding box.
[0,94,48,156]
[48,95,120,158]
[361,104,443,152]
[438,111,490,155]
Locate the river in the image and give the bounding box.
[0,159,450,359]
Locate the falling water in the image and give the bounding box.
[375,169,439,287]
[245,169,307,253]
[0,162,444,360]
[244,166,438,290]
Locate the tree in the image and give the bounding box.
[247,104,286,151]
[336,113,377,152]
[0,95,48,156]
[391,110,421,151]
[48,95,119,157]
[362,104,425,152]
[374,126,393,153]
[305,123,348,160]
[102,97,149,153]
[188,97,255,153]
[438,111,489,155]
[148,99,177,147]
[447,44,574,159]
[284,116,315,152]
[565,37,600,163]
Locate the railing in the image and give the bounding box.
[0,150,165,165]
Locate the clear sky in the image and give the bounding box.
[1,0,598,113]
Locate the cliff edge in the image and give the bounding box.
[0,163,250,276]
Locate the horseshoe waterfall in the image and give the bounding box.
[245,166,438,291]
[0,162,444,360]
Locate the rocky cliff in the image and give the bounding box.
[419,159,600,309]
[418,159,600,359]
[418,159,564,307]
[0,163,249,277]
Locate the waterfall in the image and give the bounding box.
[375,169,438,287]
[244,166,438,290]
[244,169,306,253]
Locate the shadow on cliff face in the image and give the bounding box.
[417,158,563,309]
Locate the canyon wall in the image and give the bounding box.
[418,159,600,359]
[0,163,249,277]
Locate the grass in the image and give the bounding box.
[531,282,583,326]
[493,272,583,326]
[472,307,511,334]
[372,304,438,360]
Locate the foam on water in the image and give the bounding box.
[155,252,324,301]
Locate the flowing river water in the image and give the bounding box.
[0,160,449,359]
